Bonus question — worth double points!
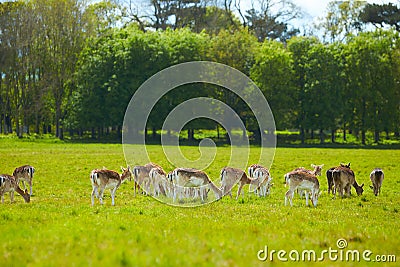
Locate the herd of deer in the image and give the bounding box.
[0,162,384,208]
[90,162,384,207]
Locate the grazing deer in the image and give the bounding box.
[247,164,268,195]
[284,171,320,207]
[149,167,171,197]
[220,167,261,199]
[284,164,323,198]
[370,168,384,196]
[326,163,350,194]
[0,174,30,203]
[252,167,273,197]
[90,166,132,206]
[284,164,323,185]
[332,166,364,198]
[168,168,222,202]
[133,163,162,196]
[13,165,35,196]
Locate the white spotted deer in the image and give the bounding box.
[220,167,261,199]
[284,164,323,198]
[252,167,273,197]
[247,164,264,195]
[0,174,30,203]
[369,168,384,196]
[90,166,132,206]
[284,171,320,207]
[13,165,35,196]
[168,168,222,202]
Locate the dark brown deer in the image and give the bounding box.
[332,165,364,198]
[326,163,350,194]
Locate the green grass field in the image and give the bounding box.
[0,139,399,266]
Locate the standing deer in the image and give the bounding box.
[149,167,170,197]
[13,165,35,196]
[247,164,268,195]
[369,168,384,196]
[252,167,273,197]
[284,171,320,207]
[90,166,132,206]
[326,163,350,194]
[0,174,30,203]
[133,162,162,196]
[284,164,323,198]
[332,166,364,198]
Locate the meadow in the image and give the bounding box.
[0,138,399,266]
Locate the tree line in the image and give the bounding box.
[1,0,400,144]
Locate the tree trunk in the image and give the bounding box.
[343,124,347,142]
[331,129,335,143]
[374,130,380,143]
[300,128,305,144]
[361,130,366,145]
[319,129,324,144]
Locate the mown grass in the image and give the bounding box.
[0,139,399,266]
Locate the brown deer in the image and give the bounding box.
[326,163,350,194]
[13,165,35,196]
[332,166,364,198]
[285,171,320,207]
[220,167,261,199]
[90,167,132,206]
[133,162,163,196]
[0,174,30,203]
[369,168,384,196]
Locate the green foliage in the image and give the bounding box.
[250,40,296,129]
[0,140,399,266]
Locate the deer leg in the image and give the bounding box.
[91,186,97,206]
[29,181,33,196]
[99,188,105,205]
[304,191,309,206]
[285,190,294,206]
[236,183,244,200]
[110,188,117,206]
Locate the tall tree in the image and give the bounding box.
[250,40,295,130]
[359,3,400,32]
[317,0,366,43]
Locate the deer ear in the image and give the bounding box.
[121,166,125,172]
[361,183,364,188]
[311,164,316,168]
